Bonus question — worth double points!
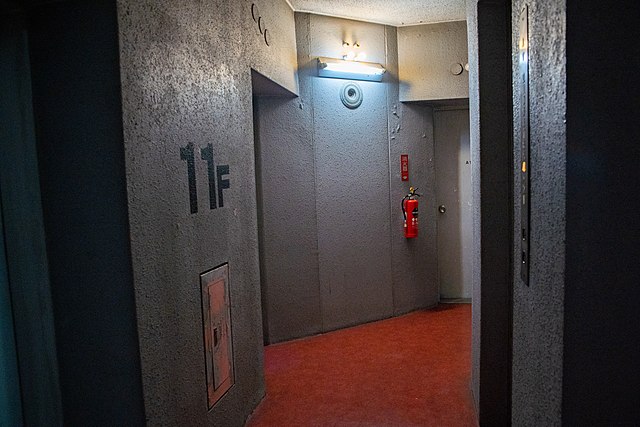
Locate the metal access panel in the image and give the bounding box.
[518,6,531,286]
[200,264,234,409]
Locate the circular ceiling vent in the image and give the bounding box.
[340,83,363,109]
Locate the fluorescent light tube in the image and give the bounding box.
[317,57,386,82]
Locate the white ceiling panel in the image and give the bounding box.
[286,0,466,26]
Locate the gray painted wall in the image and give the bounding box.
[389,100,438,315]
[116,0,298,424]
[257,14,438,342]
[398,21,469,102]
[254,13,320,343]
[314,75,393,331]
[510,0,566,425]
[386,24,439,316]
[256,13,439,343]
[309,14,393,332]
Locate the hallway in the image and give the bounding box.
[3,0,638,425]
[248,304,476,426]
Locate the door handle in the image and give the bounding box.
[438,205,446,214]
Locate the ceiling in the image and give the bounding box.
[286,0,466,27]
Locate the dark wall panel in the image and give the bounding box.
[28,1,145,424]
[476,4,512,424]
[0,12,62,426]
[563,0,640,424]
[0,191,24,427]
[467,0,513,424]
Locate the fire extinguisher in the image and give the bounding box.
[402,187,421,238]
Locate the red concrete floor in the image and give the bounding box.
[246,304,477,427]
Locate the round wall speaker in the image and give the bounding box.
[340,82,363,109]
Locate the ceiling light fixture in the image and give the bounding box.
[317,57,386,82]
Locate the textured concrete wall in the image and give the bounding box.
[466,3,481,410]
[247,0,299,94]
[314,72,394,330]
[311,15,394,330]
[467,0,512,424]
[309,14,386,64]
[398,21,469,102]
[255,13,320,343]
[387,114,438,315]
[511,0,565,425]
[117,0,298,425]
[386,26,439,316]
[255,92,321,342]
[563,0,640,424]
[256,14,438,342]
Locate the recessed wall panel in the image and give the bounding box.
[200,264,234,409]
[313,76,393,330]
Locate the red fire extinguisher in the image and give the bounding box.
[402,187,421,238]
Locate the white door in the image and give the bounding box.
[434,108,472,299]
